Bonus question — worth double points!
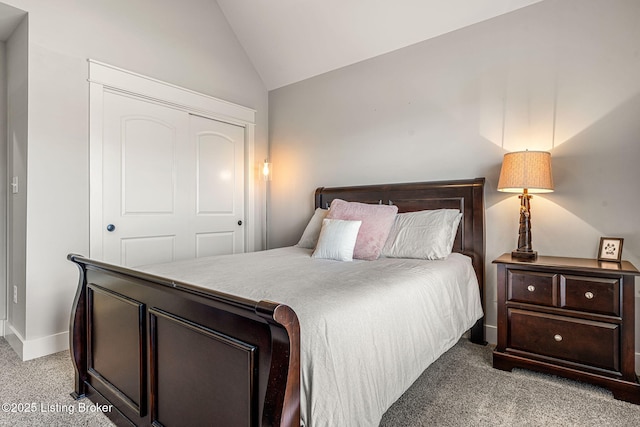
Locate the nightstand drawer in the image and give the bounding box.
[560,275,620,316]
[508,309,619,372]
[508,270,557,306]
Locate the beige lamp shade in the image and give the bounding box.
[497,150,554,193]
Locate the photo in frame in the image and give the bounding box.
[598,237,623,262]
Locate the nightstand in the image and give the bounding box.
[492,253,640,404]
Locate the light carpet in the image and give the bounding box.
[380,339,640,426]
[0,337,113,427]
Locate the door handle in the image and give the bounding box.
[106,224,116,232]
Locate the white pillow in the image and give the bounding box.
[449,212,463,250]
[296,208,328,249]
[311,219,362,262]
[382,209,462,260]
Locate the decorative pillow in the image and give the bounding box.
[382,209,462,260]
[311,219,362,261]
[296,208,329,249]
[326,199,398,260]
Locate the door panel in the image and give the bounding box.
[197,132,235,214]
[196,232,235,258]
[121,236,176,267]
[122,117,176,214]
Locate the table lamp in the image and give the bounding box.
[497,150,554,260]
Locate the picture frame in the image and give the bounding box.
[598,237,623,263]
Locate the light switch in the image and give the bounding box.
[11,176,18,194]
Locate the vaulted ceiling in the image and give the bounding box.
[216,0,544,90]
[0,2,26,41]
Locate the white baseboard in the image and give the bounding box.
[0,319,5,337]
[636,352,640,376]
[4,324,69,361]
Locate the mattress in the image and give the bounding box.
[141,246,483,427]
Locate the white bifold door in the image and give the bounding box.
[100,91,245,267]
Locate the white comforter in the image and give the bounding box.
[141,246,483,427]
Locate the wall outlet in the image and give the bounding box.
[13,285,18,304]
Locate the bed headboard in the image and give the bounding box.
[314,178,486,343]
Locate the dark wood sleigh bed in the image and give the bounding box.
[68,178,486,427]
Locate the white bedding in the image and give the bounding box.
[141,246,483,427]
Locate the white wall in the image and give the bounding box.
[269,0,640,348]
[1,0,268,359]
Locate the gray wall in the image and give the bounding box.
[5,14,27,341]
[0,4,25,333]
[269,0,640,346]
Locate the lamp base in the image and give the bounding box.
[511,249,537,261]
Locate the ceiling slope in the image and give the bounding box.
[217,0,544,90]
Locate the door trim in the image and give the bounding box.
[88,60,256,260]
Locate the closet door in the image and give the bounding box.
[189,114,245,259]
[100,92,245,266]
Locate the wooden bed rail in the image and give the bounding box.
[68,254,300,427]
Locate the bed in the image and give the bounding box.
[68,178,486,427]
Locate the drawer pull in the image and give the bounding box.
[584,291,594,299]
[527,285,535,292]
[554,334,563,342]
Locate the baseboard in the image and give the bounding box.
[0,319,5,337]
[4,324,69,361]
[636,352,640,376]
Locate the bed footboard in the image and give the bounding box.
[68,254,300,427]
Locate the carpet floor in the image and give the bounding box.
[0,337,112,427]
[2,337,639,426]
[380,339,640,426]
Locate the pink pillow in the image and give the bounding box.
[326,199,398,260]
